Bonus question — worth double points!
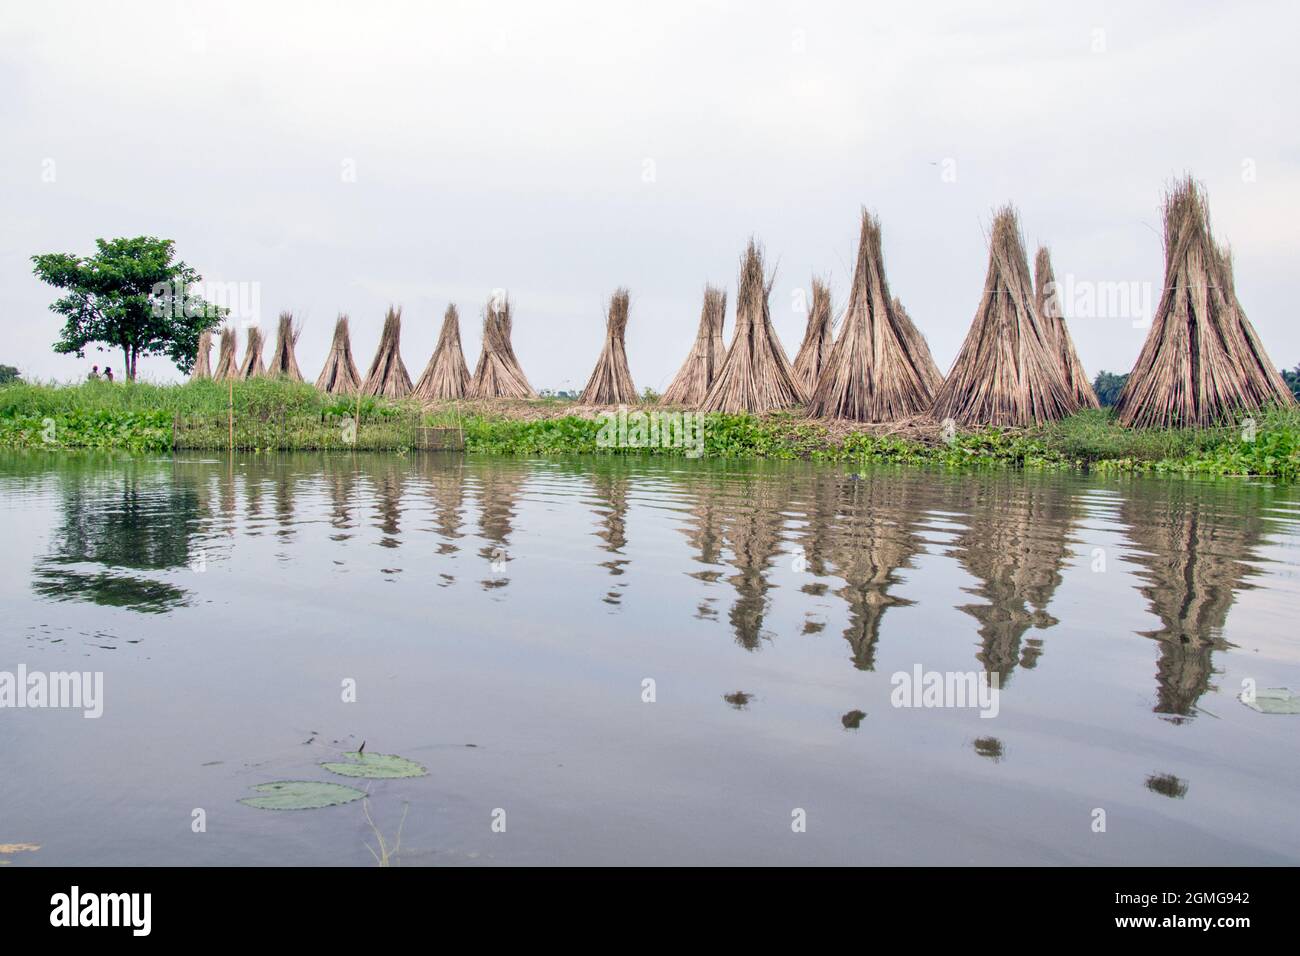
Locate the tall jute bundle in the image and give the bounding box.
[662,286,727,406]
[213,326,238,379]
[701,240,806,414]
[792,278,834,396]
[893,297,944,394]
[316,315,362,394]
[237,325,266,379]
[190,329,213,381]
[932,207,1075,426]
[413,304,472,401]
[1116,178,1294,428]
[580,289,638,405]
[266,311,304,381]
[470,295,536,399]
[1034,248,1098,408]
[809,211,936,421]
[362,306,414,398]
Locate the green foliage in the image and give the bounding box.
[238,781,366,811]
[1282,365,1300,402]
[321,753,428,779]
[31,237,226,379]
[1091,370,1129,407]
[2,379,1298,479]
[0,365,19,385]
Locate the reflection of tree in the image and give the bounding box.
[31,467,204,613]
[949,476,1073,686]
[1121,484,1264,722]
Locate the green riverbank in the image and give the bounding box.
[2,380,1298,480]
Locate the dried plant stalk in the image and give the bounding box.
[809,211,937,421]
[1117,178,1295,428]
[361,306,414,398]
[237,325,266,379]
[1034,248,1098,408]
[580,289,638,405]
[190,329,213,381]
[316,315,362,394]
[701,240,806,414]
[663,286,727,406]
[213,326,238,380]
[470,295,537,399]
[931,206,1075,426]
[792,278,833,395]
[413,304,472,401]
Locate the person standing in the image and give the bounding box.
[104,367,114,382]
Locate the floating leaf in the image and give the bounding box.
[1241,687,1300,715]
[322,752,427,779]
[238,780,365,810]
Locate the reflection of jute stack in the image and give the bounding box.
[949,476,1073,685]
[1121,483,1263,720]
[809,211,936,421]
[822,474,926,672]
[717,475,793,650]
[932,207,1075,426]
[663,286,727,406]
[1117,178,1295,427]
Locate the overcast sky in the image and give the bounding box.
[2,0,1297,389]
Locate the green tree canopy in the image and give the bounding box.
[0,365,19,385]
[1092,370,1129,408]
[32,237,227,380]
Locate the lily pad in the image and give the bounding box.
[238,780,366,810]
[322,752,427,779]
[1240,687,1300,715]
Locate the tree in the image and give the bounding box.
[32,237,226,380]
[0,365,19,385]
[1092,370,1129,408]
[1282,365,1300,402]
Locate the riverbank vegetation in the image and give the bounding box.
[1,379,1297,479]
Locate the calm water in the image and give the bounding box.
[2,451,1298,866]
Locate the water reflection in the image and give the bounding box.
[1121,483,1267,721]
[949,477,1074,686]
[17,452,1294,723]
[31,462,206,613]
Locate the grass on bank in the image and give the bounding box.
[2,379,1298,479]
